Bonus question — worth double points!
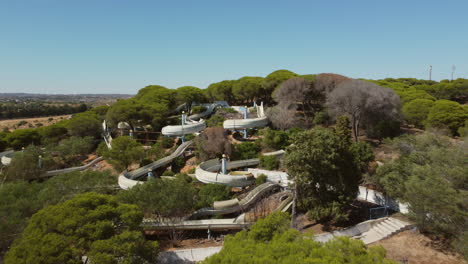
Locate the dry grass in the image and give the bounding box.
[0,115,71,132]
[372,230,466,264]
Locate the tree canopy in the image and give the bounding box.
[5,192,158,264]
[203,212,395,264]
[285,124,372,222]
[101,136,144,170]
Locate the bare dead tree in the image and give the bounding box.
[327,79,401,141]
[266,105,298,130]
[315,73,351,94]
[273,77,324,126]
[195,127,232,160]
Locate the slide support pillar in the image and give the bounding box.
[221,154,228,175]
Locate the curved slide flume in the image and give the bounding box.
[161,102,225,136]
[190,182,281,219]
[118,140,194,190]
[195,150,285,187]
[223,102,269,130]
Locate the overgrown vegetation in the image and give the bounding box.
[203,212,396,263]
[373,133,467,256]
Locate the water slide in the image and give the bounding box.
[102,120,113,149]
[161,102,227,136]
[195,150,285,187]
[142,214,249,231]
[142,188,292,231]
[1,148,103,176]
[118,140,194,190]
[190,182,280,219]
[223,102,269,130]
[0,150,15,166]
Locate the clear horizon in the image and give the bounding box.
[1,0,467,94]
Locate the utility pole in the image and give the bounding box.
[451,65,456,81]
[429,65,432,81]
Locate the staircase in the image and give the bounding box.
[355,217,411,244]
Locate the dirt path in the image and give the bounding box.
[372,230,466,264]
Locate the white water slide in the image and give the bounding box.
[190,182,281,219]
[161,103,225,136]
[118,140,194,190]
[195,150,285,187]
[223,102,269,130]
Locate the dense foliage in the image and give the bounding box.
[374,133,467,256]
[0,102,88,119]
[196,184,231,209]
[203,212,395,264]
[285,119,373,223]
[0,170,116,253]
[100,136,144,170]
[117,178,197,219]
[5,193,158,264]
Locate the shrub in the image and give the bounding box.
[258,128,290,150]
[234,141,261,160]
[259,155,279,170]
[255,174,268,185]
[162,170,175,176]
[160,137,174,148]
[206,114,225,127]
[191,106,207,114]
[196,184,231,209]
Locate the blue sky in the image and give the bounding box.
[1,0,467,94]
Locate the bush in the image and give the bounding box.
[5,129,41,150]
[202,211,395,264]
[234,141,261,160]
[255,174,268,185]
[425,100,468,135]
[191,105,207,114]
[258,128,290,150]
[196,184,231,209]
[175,173,192,183]
[140,158,153,167]
[206,114,226,127]
[160,137,174,148]
[259,155,279,170]
[162,170,175,176]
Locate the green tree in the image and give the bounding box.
[402,99,435,127]
[87,231,158,264]
[37,123,68,144]
[175,86,206,113]
[258,128,290,150]
[259,155,279,170]
[196,184,231,209]
[426,99,468,135]
[0,181,43,252]
[67,112,101,138]
[118,178,196,219]
[5,193,157,264]
[232,76,263,103]
[374,133,467,255]
[206,114,225,127]
[203,212,395,264]
[103,136,144,170]
[0,137,7,152]
[4,145,51,181]
[234,141,261,160]
[285,128,364,223]
[458,119,468,137]
[52,136,95,166]
[5,129,41,150]
[261,69,297,103]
